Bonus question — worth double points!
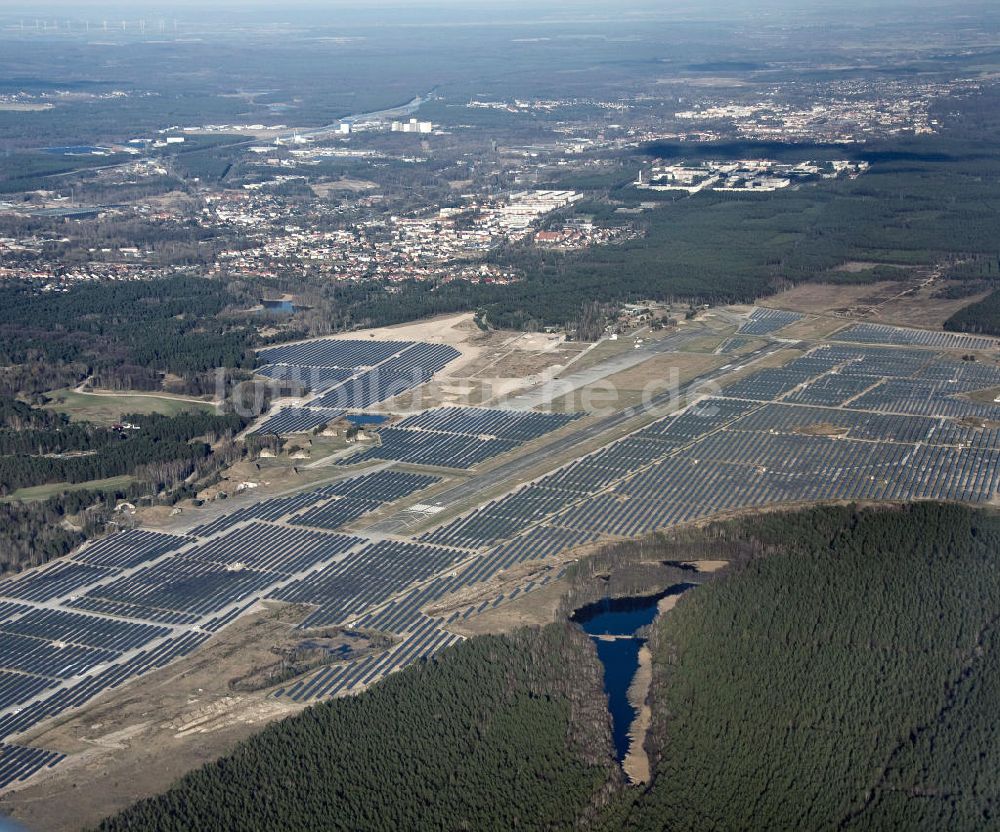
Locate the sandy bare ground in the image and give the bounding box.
[794,423,851,437]
[257,313,591,412]
[0,605,312,831]
[290,311,482,358]
[548,352,727,414]
[311,178,378,196]
[681,560,729,573]
[764,281,901,313]
[764,278,992,330]
[871,283,993,330]
[774,315,850,342]
[623,645,653,785]
[377,325,587,412]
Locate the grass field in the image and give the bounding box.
[45,389,217,425]
[968,387,1000,405]
[560,337,638,375]
[3,475,135,503]
[549,352,727,413]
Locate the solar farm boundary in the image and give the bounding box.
[828,321,1000,352]
[334,545,486,630]
[398,342,1000,605]
[249,337,462,434]
[270,397,780,700]
[4,521,476,746]
[4,335,997,789]
[0,338,788,788]
[0,469,457,769]
[176,459,398,529]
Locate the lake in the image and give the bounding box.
[573,583,697,763]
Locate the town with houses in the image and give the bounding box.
[0,74,978,292]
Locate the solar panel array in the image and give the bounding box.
[717,344,1000,421]
[4,339,1000,790]
[2,608,169,653]
[290,499,387,531]
[738,307,804,335]
[188,490,341,537]
[394,407,580,441]
[187,472,440,539]
[73,530,194,570]
[0,561,115,603]
[0,469,447,790]
[73,526,359,621]
[379,344,462,376]
[255,364,354,392]
[722,368,814,401]
[832,322,998,352]
[257,339,411,368]
[254,406,347,435]
[783,372,877,406]
[0,743,64,791]
[406,346,1000,598]
[718,336,753,354]
[343,428,520,469]
[268,540,468,628]
[274,614,463,702]
[340,408,582,470]
[851,379,1000,420]
[307,369,436,409]
[0,630,213,783]
[518,349,1000,540]
[252,339,461,433]
[304,345,459,410]
[459,527,601,585]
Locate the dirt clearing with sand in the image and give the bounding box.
[0,604,334,832]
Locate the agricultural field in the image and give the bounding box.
[3,475,134,504]
[44,389,217,426]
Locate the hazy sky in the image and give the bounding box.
[11,0,990,13]
[6,0,995,28]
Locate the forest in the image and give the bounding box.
[602,502,1000,831]
[945,289,1000,336]
[0,275,258,383]
[0,487,132,575]
[93,502,1000,832]
[0,405,248,495]
[96,625,619,832]
[0,403,250,574]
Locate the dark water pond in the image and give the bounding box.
[572,583,696,762]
